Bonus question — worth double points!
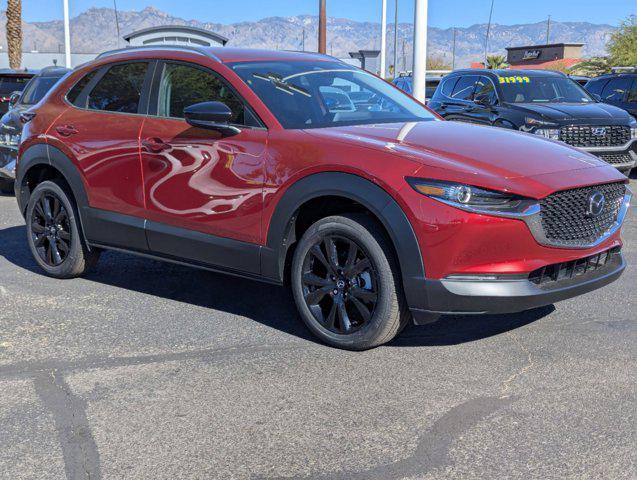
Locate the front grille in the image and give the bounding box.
[594,152,634,166]
[559,125,630,148]
[528,247,621,286]
[540,182,626,247]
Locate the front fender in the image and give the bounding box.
[260,172,426,310]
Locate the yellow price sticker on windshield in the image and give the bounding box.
[499,76,530,84]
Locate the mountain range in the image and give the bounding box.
[0,6,618,68]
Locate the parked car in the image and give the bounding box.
[0,66,70,194]
[392,73,444,102]
[0,69,36,115]
[428,69,637,175]
[585,72,637,120]
[16,47,630,349]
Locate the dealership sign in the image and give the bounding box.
[522,50,541,60]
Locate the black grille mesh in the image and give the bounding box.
[540,182,626,247]
[594,152,634,166]
[559,125,630,148]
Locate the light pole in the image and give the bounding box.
[484,0,495,64]
[63,0,71,68]
[393,0,399,76]
[379,0,387,78]
[412,0,428,103]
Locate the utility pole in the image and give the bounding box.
[63,0,71,68]
[452,27,456,70]
[393,0,399,77]
[484,0,495,64]
[318,0,327,54]
[113,0,121,48]
[412,0,428,103]
[546,15,551,44]
[302,28,306,51]
[402,39,406,71]
[380,0,387,78]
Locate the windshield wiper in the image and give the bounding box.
[252,73,312,97]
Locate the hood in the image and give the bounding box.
[303,120,626,197]
[510,102,632,122]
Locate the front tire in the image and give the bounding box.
[25,180,100,278]
[291,214,410,350]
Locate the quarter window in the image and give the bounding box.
[601,77,632,102]
[450,76,478,101]
[87,62,149,113]
[156,63,256,126]
[67,70,98,107]
[440,77,458,97]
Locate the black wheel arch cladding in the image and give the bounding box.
[261,172,426,310]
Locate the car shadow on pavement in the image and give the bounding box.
[0,224,553,348]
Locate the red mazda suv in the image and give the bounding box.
[15,47,631,349]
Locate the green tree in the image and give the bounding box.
[485,55,508,70]
[608,15,637,66]
[569,57,611,77]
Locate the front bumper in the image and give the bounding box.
[411,249,625,323]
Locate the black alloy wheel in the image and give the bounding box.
[301,234,379,334]
[30,192,72,267]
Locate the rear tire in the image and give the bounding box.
[25,180,100,278]
[291,214,410,350]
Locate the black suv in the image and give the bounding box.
[429,69,637,175]
[0,67,69,193]
[585,72,637,120]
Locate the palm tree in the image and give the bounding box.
[485,55,508,70]
[5,0,22,70]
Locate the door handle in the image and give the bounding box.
[142,137,170,153]
[56,124,78,137]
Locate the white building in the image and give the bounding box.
[123,25,228,48]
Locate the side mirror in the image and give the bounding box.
[183,101,241,137]
[8,91,21,107]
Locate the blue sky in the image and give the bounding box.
[8,0,636,28]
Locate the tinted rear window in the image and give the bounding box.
[67,70,99,107]
[451,76,478,100]
[0,76,30,95]
[87,63,149,113]
[20,76,63,105]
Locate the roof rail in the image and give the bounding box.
[96,45,223,63]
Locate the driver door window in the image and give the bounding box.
[156,63,259,126]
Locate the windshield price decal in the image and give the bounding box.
[499,76,530,84]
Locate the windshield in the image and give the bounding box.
[498,75,594,104]
[230,61,437,129]
[19,76,61,105]
[0,76,30,95]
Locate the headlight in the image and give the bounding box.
[406,178,538,217]
[525,116,558,127]
[534,128,560,141]
[0,133,20,147]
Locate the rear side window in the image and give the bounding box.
[474,76,497,103]
[601,77,631,102]
[87,62,149,113]
[440,77,458,97]
[156,62,258,126]
[451,75,478,100]
[585,78,606,96]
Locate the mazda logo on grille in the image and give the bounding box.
[591,127,607,137]
[586,191,606,217]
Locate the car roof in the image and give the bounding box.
[589,72,637,81]
[0,68,38,77]
[449,69,566,78]
[97,45,346,65]
[36,66,71,77]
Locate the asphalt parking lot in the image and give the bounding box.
[0,178,635,480]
